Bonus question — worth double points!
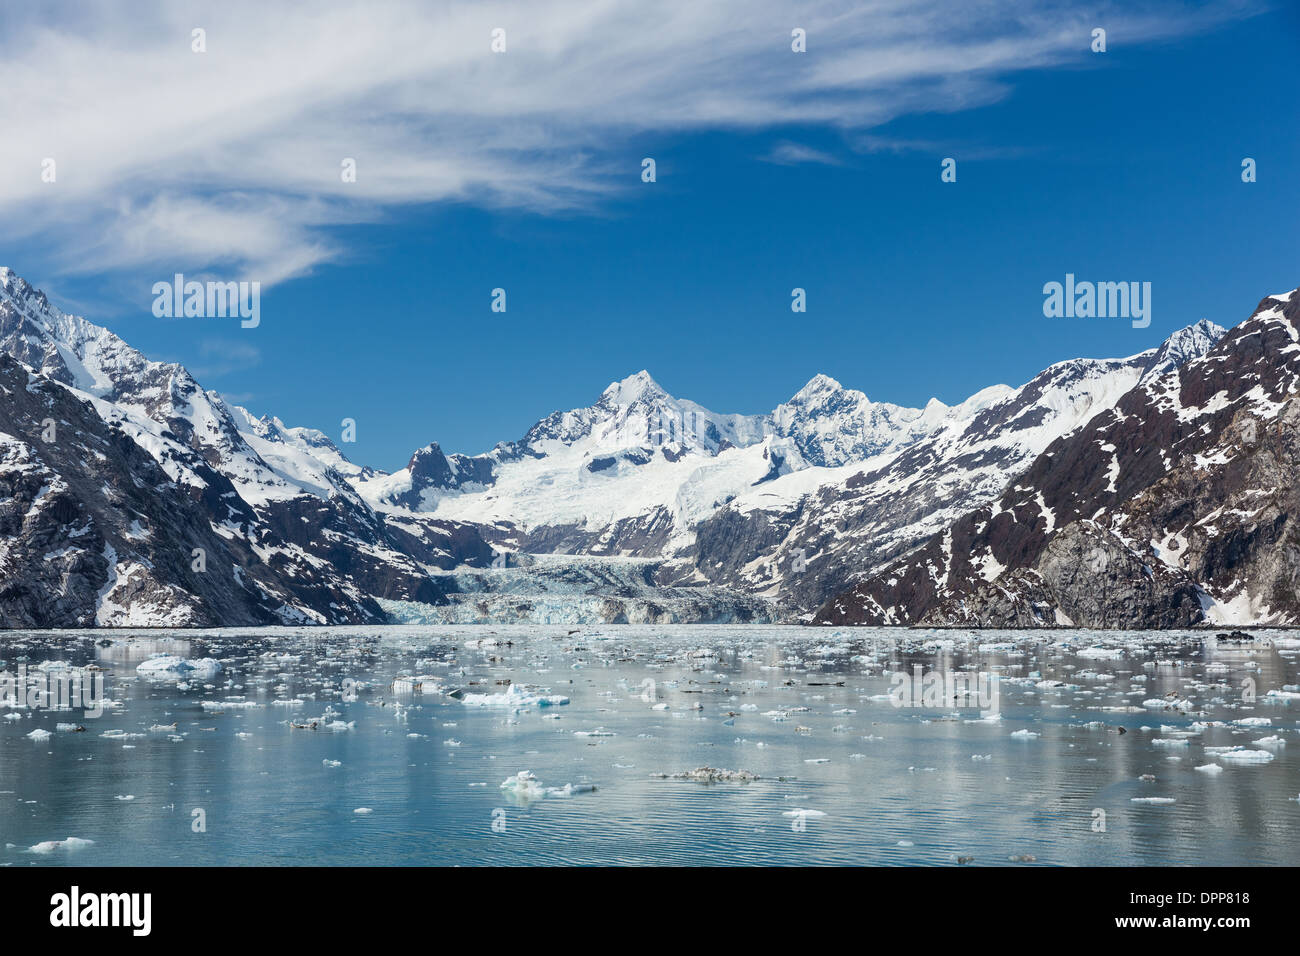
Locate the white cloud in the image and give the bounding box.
[0,0,1260,285]
[762,141,843,167]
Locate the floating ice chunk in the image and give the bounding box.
[461,683,569,711]
[1234,717,1272,727]
[782,809,827,819]
[1253,735,1286,748]
[322,759,341,767]
[547,783,597,796]
[1130,797,1176,804]
[654,767,759,783]
[391,675,441,695]
[1143,697,1193,711]
[1194,764,1224,775]
[1152,738,1190,747]
[501,771,545,801]
[114,795,134,801]
[1211,747,1276,764]
[137,656,222,679]
[500,770,596,801]
[26,729,51,741]
[1010,729,1040,739]
[1078,646,1124,659]
[354,807,373,814]
[27,837,94,854]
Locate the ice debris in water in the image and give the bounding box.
[390,675,441,695]
[652,767,760,783]
[499,770,596,801]
[1208,746,1276,765]
[27,837,94,854]
[1078,646,1125,659]
[461,683,570,710]
[136,656,222,679]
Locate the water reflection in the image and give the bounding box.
[0,625,1296,866]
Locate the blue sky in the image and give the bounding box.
[2,1,1297,470]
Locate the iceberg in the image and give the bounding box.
[462,683,569,711]
[136,656,222,679]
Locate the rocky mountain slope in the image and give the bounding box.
[691,320,1225,616]
[0,264,1279,627]
[0,268,492,625]
[815,289,1300,628]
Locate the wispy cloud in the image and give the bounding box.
[762,141,844,167]
[0,0,1261,285]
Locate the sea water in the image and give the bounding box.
[1,625,1297,866]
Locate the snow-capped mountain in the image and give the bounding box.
[0,264,1280,627]
[771,373,1014,467]
[814,295,1297,627]
[351,368,1011,560]
[690,318,1226,615]
[0,268,491,625]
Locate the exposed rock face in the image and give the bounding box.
[0,354,283,626]
[695,320,1224,615]
[815,292,1300,627]
[0,268,494,626]
[1,261,1289,628]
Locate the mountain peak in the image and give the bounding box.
[1137,318,1228,384]
[795,373,846,396]
[602,369,667,404]
[0,266,45,309]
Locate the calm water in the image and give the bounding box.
[2,625,1298,866]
